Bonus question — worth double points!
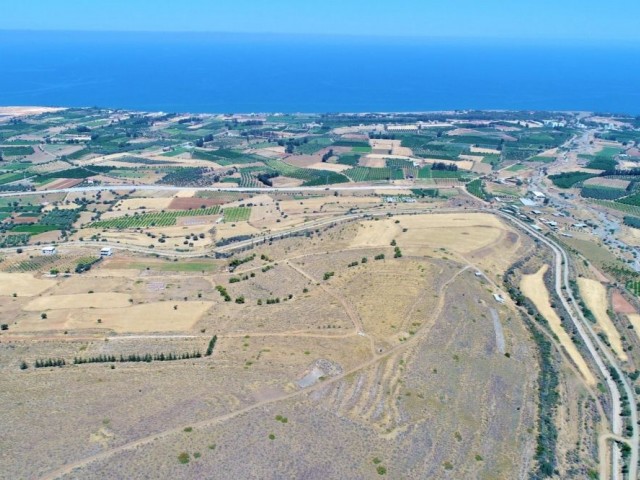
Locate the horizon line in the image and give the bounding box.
[2,28,640,45]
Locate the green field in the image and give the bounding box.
[549,171,597,189]
[0,172,26,185]
[0,146,35,157]
[108,169,146,179]
[352,146,372,153]
[294,137,333,155]
[333,140,370,148]
[0,162,31,172]
[528,156,555,163]
[11,225,59,234]
[0,233,30,247]
[467,179,489,200]
[581,146,621,170]
[223,207,251,223]
[344,166,403,182]
[617,192,640,207]
[505,163,528,172]
[119,261,218,273]
[264,159,350,186]
[591,199,640,217]
[430,169,467,179]
[161,146,192,157]
[90,206,222,229]
[336,154,360,166]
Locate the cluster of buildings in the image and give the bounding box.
[42,246,113,257]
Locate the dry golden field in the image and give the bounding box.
[521,266,596,386]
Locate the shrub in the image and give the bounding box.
[205,335,217,356]
[177,452,190,464]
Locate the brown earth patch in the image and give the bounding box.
[43,178,84,190]
[12,216,39,224]
[271,176,304,188]
[168,197,222,210]
[175,214,220,226]
[612,290,636,314]
[283,155,320,167]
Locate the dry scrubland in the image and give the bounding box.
[0,212,541,479]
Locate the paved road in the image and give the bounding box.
[501,212,638,480]
[0,183,460,199]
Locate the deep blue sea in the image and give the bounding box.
[1,31,639,114]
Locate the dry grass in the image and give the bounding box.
[521,266,596,386]
[13,301,212,333]
[0,272,56,296]
[24,293,132,311]
[577,278,627,361]
[626,314,640,342]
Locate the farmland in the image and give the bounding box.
[222,207,251,223]
[344,166,403,182]
[264,159,350,186]
[0,107,635,480]
[91,206,221,228]
[549,171,597,188]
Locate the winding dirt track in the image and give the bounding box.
[36,259,471,480]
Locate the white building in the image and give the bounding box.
[42,246,57,255]
[100,247,113,257]
[531,191,546,199]
[493,293,505,304]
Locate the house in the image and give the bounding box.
[100,247,113,257]
[42,246,57,255]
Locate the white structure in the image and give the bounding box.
[100,247,113,257]
[531,191,546,199]
[386,124,419,132]
[42,246,57,255]
[493,293,505,304]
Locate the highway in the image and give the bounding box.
[0,183,459,199]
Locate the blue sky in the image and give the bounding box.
[2,0,639,42]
